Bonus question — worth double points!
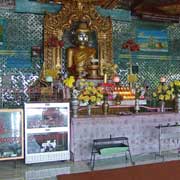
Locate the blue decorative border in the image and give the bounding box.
[6,56,32,68]
[16,0,61,14]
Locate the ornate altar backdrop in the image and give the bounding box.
[0,5,180,107]
[42,0,113,81]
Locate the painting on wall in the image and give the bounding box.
[16,0,61,14]
[136,28,168,52]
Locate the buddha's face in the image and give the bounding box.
[77,32,89,44]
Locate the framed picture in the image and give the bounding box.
[137,28,168,52]
[0,18,6,49]
[0,109,24,161]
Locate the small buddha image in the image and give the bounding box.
[67,22,99,78]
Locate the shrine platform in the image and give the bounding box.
[70,112,180,161]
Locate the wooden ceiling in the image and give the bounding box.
[130,0,180,22]
[38,0,180,22]
[99,0,180,22]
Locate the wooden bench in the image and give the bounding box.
[89,136,135,170]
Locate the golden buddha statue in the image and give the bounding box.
[67,22,99,78]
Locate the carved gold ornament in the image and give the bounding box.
[42,0,113,80]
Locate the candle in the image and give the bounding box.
[113,75,120,83]
[104,73,107,83]
[160,77,166,83]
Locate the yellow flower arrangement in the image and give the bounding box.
[63,77,104,104]
[127,74,138,83]
[169,80,180,95]
[153,84,174,101]
[78,80,103,105]
[63,76,75,88]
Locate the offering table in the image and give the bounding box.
[70,112,180,161]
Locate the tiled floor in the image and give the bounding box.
[0,151,180,180]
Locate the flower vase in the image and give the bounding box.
[135,99,140,113]
[71,98,79,118]
[175,94,180,113]
[102,94,109,115]
[160,100,165,113]
[87,104,92,116]
[63,87,70,100]
[152,98,157,107]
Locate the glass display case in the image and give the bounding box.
[0,109,24,161]
[24,102,70,164]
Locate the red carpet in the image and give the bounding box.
[57,160,180,180]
